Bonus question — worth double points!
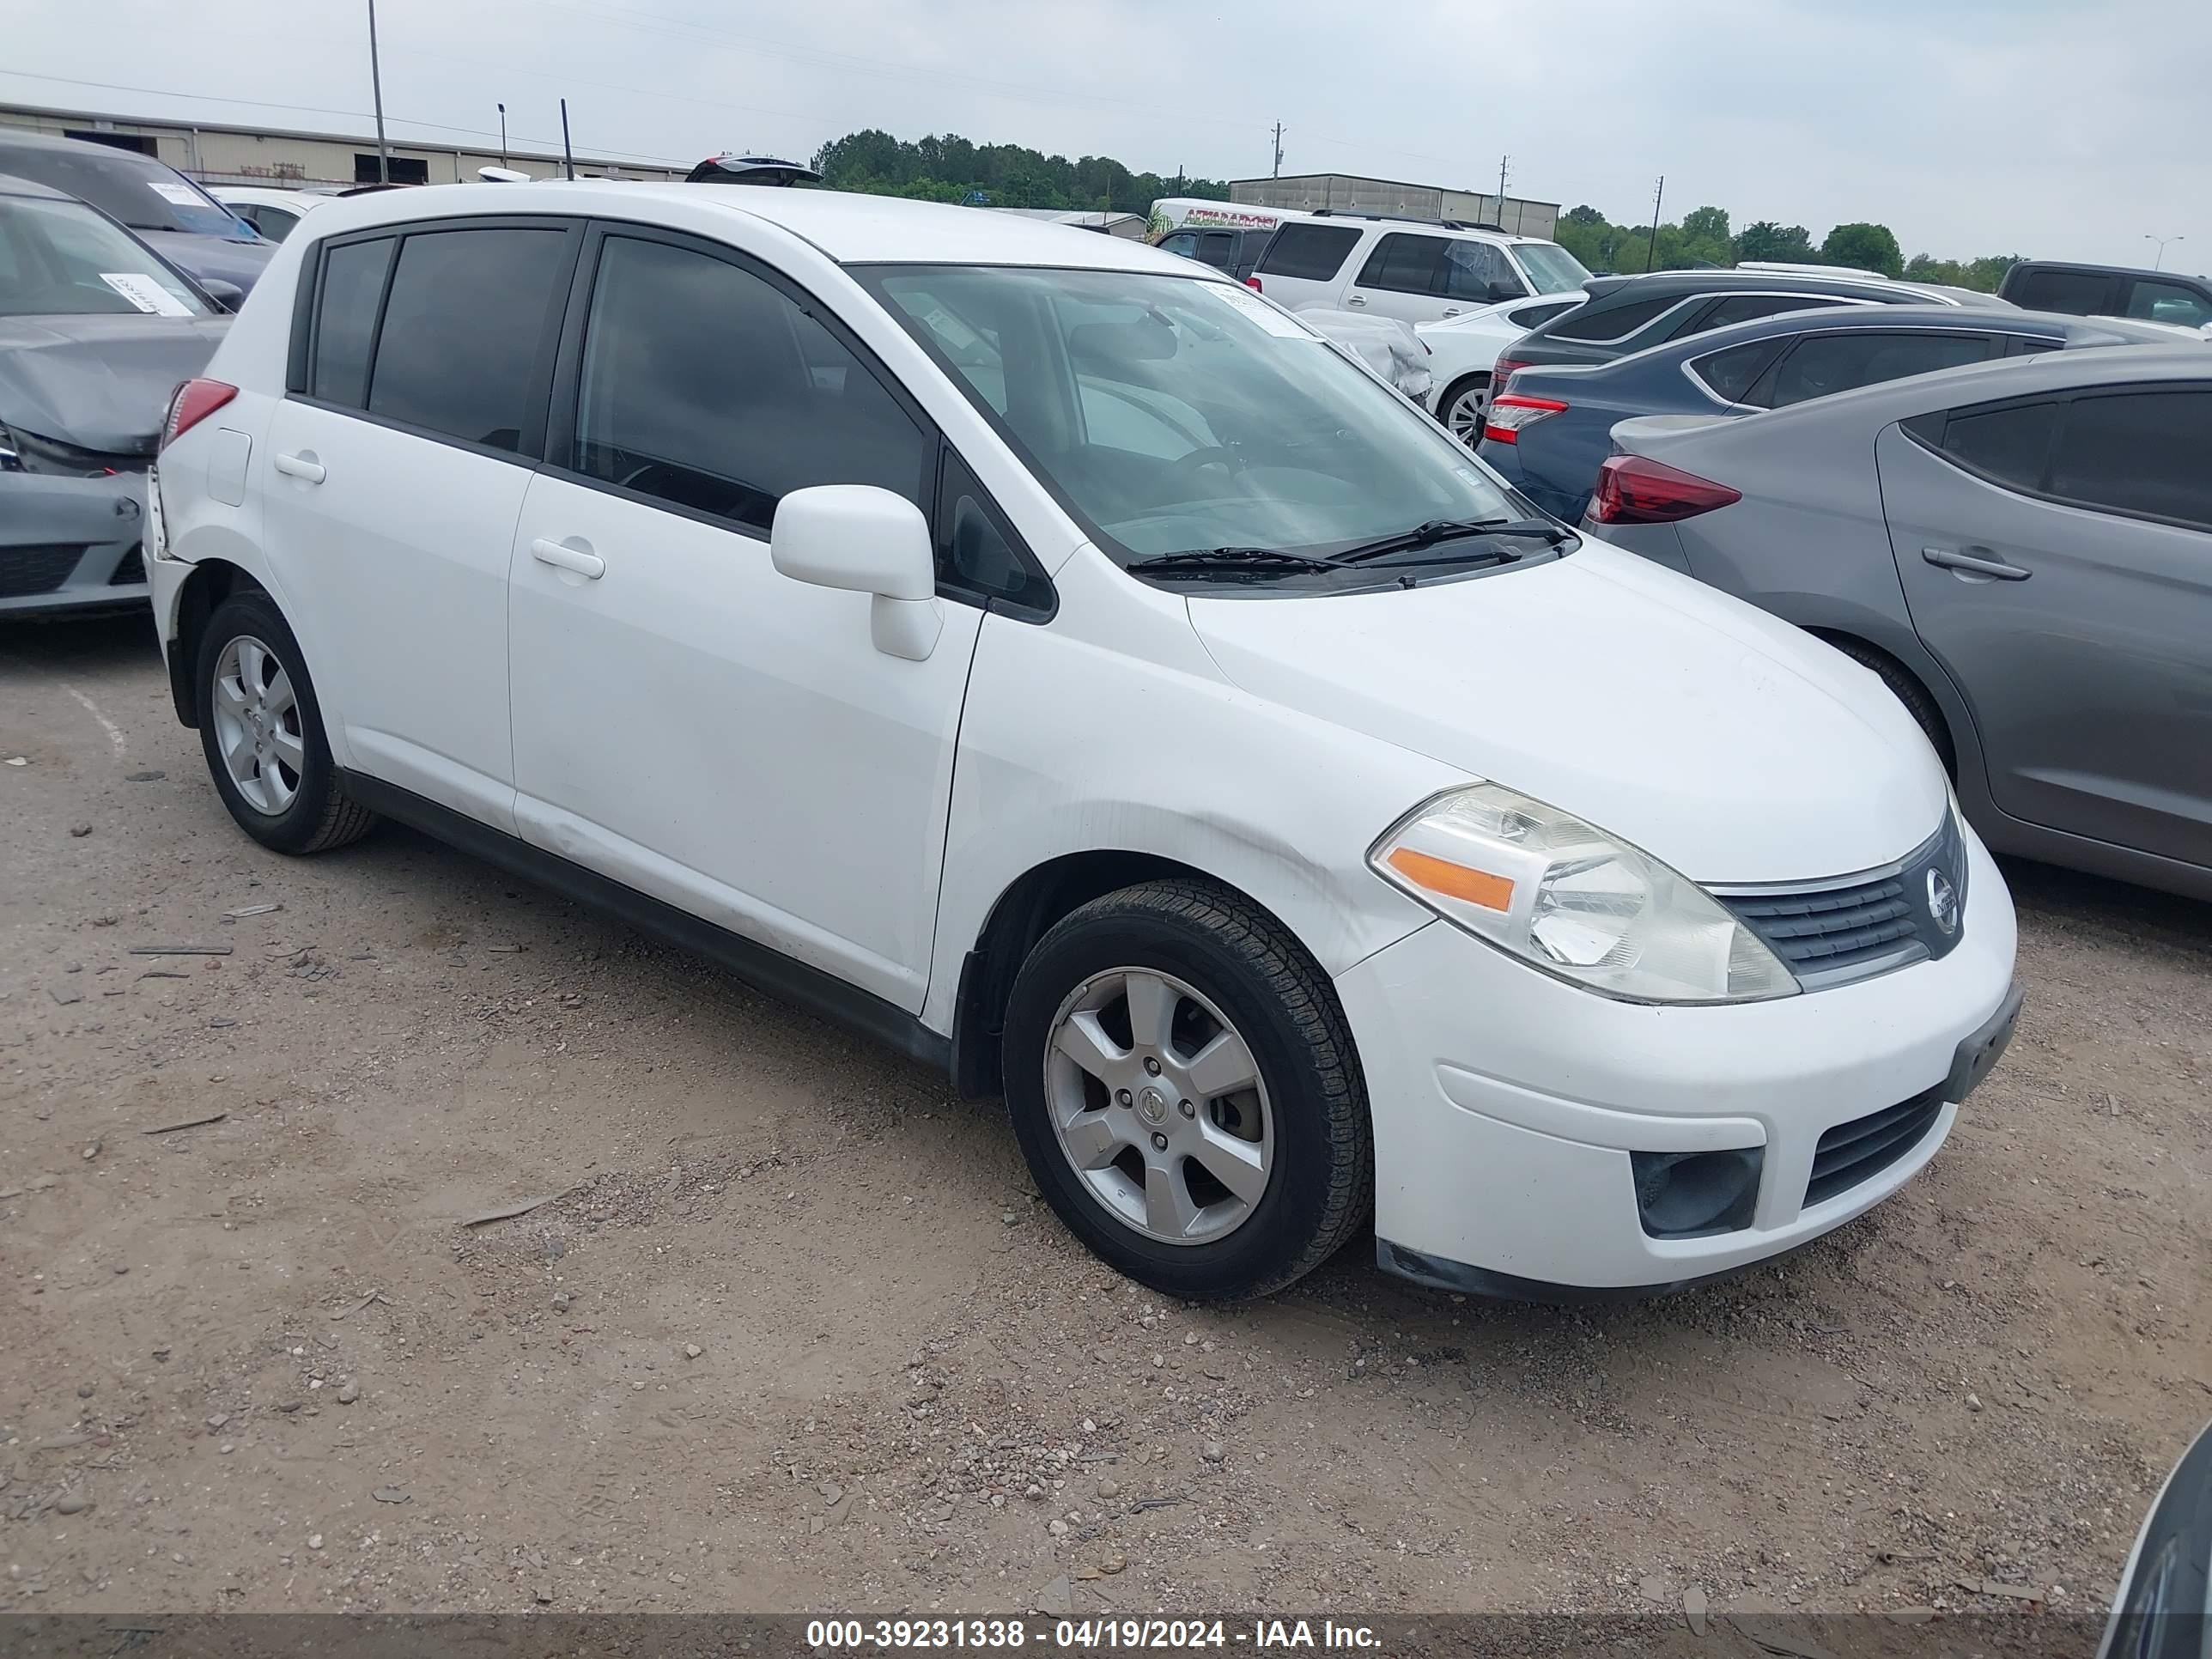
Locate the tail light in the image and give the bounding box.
[1491,355,1530,389]
[1482,392,1567,444]
[1243,276,1262,291]
[161,379,237,451]
[1589,454,1742,524]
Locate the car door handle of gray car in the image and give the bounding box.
[531,538,605,579]
[1923,546,2031,581]
[273,453,325,484]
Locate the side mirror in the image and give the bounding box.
[201,277,245,311]
[2099,1419,2212,1659]
[1486,281,1525,305]
[770,484,941,660]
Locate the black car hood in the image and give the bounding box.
[0,313,230,454]
[140,228,275,292]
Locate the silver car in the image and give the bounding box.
[1584,343,2212,901]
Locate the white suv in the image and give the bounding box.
[1249,212,1591,325]
[149,183,2021,1301]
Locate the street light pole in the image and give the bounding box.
[366,0,390,185]
[2145,233,2184,270]
[497,103,507,168]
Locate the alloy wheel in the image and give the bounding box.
[210,635,304,816]
[1445,383,1488,446]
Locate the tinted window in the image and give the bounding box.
[0,141,241,236]
[1197,230,1236,272]
[252,204,301,243]
[1764,331,1998,409]
[2011,268,2114,316]
[2124,278,2212,330]
[1357,233,1447,295]
[572,234,930,534]
[937,450,1050,611]
[2048,390,2212,528]
[1690,340,1778,404]
[1680,293,1850,337]
[1508,298,1580,329]
[356,155,429,186]
[1936,400,2059,490]
[367,227,566,451]
[1255,223,1360,283]
[1158,232,1198,258]
[309,237,393,405]
[1441,239,1521,301]
[1547,292,1679,342]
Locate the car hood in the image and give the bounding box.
[0,313,231,454]
[1186,540,1948,884]
[140,228,274,291]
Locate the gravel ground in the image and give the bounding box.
[3,613,2208,1620]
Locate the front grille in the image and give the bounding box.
[1805,1087,1943,1206]
[1718,814,1967,988]
[109,544,146,586]
[0,544,86,599]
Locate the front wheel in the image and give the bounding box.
[1002,879,1372,1300]
[1437,373,1492,447]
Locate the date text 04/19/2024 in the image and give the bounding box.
[804,1620,1382,1650]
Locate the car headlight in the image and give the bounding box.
[1369,783,1800,1004]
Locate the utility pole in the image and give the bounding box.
[366,0,389,185]
[1271,123,1284,179]
[560,98,575,179]
[1496,153,1509,216]
[2145,233,2184,270]
[497,102,507,167]
[1644,174,1665,272]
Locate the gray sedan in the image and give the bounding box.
[1585,344,2212,900]
[1,175,228,617]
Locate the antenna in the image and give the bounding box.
[1645,174,1665,272]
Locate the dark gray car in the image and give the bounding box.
[1585,345,2212,900]
[0,176,229,615]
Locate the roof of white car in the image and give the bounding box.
[304,180,1202,272]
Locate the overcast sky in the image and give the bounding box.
[3,0,2203,269]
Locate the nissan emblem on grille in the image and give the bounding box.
[1926,869,1960,936]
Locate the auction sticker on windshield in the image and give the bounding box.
[1200,282,1311,339]
[146,180,204,207]
[100,272,192,317]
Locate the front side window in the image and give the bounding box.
[1158,232,1198,258]
[2048,390,2212,529]
[1197,231,1236,272]
[0,194,210,319]
[859,265,1529,576]
[251,205,301,243]
[2124,279,2212,330]
[1762,331,1998,409]
[1441,239,1521,302]
[1255,223,1360,283]
[570,234,930,533]
[367,226,568,452]
[1509,240,1593,295]
[308,236,394,405]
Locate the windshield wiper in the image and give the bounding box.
[1334,517,1573,566]
[1127,547,1354,576]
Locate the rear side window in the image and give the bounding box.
[2010,268,2114,315]
[2048,390,2212,529]
[308,236,394,407]
[1931,399,2061,490]
[1547,292,1679,342]
[1676,293,1851,338]
[1689,340,1780,404]
[1508,298,1580,329]
[367,227,569,452]
[1255,223,1360,283]
[1196,230,1236,272]
[1760,331,1998,409]
[569,233,931,535]
[1355,233,1446,295]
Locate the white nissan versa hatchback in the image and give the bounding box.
[148,184,2021,1301]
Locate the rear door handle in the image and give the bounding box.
[1440,307,1462,317]
[531,537,605,580]
[1343,294,1367,307]
[1923,546,2031,581]
[273,452,325,484]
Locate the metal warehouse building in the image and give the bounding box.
[1232,173,1560,241]
[0,101,683,189]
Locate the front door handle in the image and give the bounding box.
[1343,294,1367,307]
[1923,546,2031,581]
[273,452,325,484]
[531,538,605,580]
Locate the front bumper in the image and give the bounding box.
[0,471,149,616]
[1337,822,2020,1294]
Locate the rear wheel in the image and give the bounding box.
[1437,373,1492,447]
[1825,635,1956,776]
[1002,879,1371,1300]
[197,592,376,854]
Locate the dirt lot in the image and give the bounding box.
[3,613,2208,1621]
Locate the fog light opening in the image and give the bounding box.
[1631,1147,1763,1239]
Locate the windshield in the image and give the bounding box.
[1510,240,1593,295]
[1,144,252,238]
[0,195,212,319]
[856,264,1527,572]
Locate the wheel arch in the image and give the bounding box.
[1803,625,1969,778]
[166,558,269,728]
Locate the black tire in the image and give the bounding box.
[196,591,377,854]
[1436,373,1492,447]
[1001,878,1371,1301]
[1824,635,1955,775]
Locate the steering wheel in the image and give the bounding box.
[1168,445,1247,483]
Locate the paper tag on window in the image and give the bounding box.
[100,272,192,317]
[1198,281,1313,339]
[147,180,203,206]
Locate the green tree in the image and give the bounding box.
[1820,222,1904,278]
[1734,221,1813,262]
